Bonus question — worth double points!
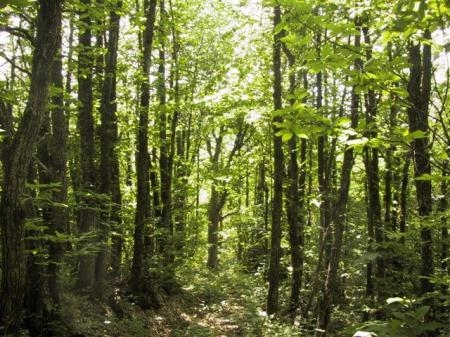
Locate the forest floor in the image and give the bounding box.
[66,265,287,337]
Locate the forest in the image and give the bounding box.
[0,0,449,336]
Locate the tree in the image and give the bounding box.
[0,0,63,332]
[407,26,434,310]
[76,0,99,289]
[96,0,123,293]
[130,0,157,303]
[267,4,284,316]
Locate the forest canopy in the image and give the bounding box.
[0,0,449,336]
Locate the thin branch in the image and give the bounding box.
[0,26,34,45]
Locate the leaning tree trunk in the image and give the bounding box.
[0,0,62,332]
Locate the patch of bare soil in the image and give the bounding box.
[67,288,247,337]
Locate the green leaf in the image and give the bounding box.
[0,0,32,7]
[409,130,427,139]
[281,132,293,142]
[415,173,432,181]
[412,306,429,319]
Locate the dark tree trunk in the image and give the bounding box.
[130,0,157,297]
[96,0,123,293]
[362,26,385,308]
[439,163,449,296]
[206,120,247,270]
[157,0,174,267]
[315,24,361,336]
[24,162,46,336]
[282,44,304,315]
[316,30,332,276]
[76,0,98,290]
[47,24,68,308]
[207,186,226,270]
[0,0,62,332]
[406,32,434,298]
[267,4,284,316]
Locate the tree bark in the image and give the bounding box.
[282,44,305,315]
[0,0,62,332]
[130,0,157,297]
[406,32,434,297]
[267,4,284,316]
[96,0,123,294]
[315,24,361,336]
[47,23,68,308]
[76,0,99,290]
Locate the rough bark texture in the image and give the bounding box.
[406,34,434,297]
[97,0,123,293]
[46,19,68,309]
[267,4,284,316]
[0,0,62,332]
[130,0,157,297]
[362,26,385,307]
[283,45,304,315]
[76,0,98,290]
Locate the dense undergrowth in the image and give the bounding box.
[9,257,449,337]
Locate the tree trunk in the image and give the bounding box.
[315,24,361,336]
[76,0,98,290]
[439,163,449,296]
[0,0,62,332]
[47,23,68,308]
[130,0,157,297]
[406,32,434,297]
[362,26,385,308]
[283,44,304,315]
[267,4,284,316]
[96,0,123,293]
[207,186,226,269]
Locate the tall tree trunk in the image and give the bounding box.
[282,45,304,315]
[439,162,449,295]
[406,31,434,298]
[315,23,361,336]
[207,186,226,269]
[96,0,123,293]
[157,0,174,266]
[77,0,98,290]
[206,127,225,270]
[267,4,284,316]
[0,0,62,332]
[47,22,68,308]
[24,163,45,336]
[130,0,157,298]
[362,26,385,309]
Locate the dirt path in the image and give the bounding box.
[154,290,246,337]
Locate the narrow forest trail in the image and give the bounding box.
[69,267,271,337]
[162,289,246,337]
